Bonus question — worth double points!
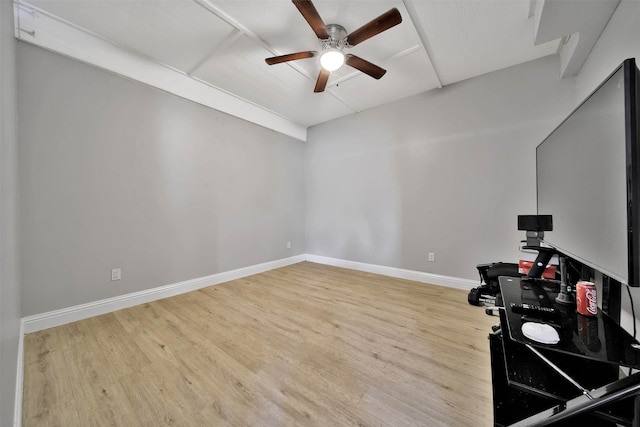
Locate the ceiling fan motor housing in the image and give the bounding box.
[322,24,349,50]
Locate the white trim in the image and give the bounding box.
[22,255,306,333]
[305,254,477,290]
[13,2,307,142]
[21,254,476,334]
[13,320,24,427]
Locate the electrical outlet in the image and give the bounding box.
[287,241,291,249]
[428,252,435,262]
[111,268,121,281]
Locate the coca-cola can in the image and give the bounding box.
[576,281,598,316]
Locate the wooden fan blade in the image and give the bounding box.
[314,69,330,93]
[345,54,386,79]
[345,8,402,47]
[292,0,329,39]
[265,51,317,65]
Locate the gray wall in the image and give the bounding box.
[0,0,21,425]
[18,43,306,316]
[305,55,576,281]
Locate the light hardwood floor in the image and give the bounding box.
[23,261,496,426]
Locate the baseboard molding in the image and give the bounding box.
[22,254,475,335]
[20,252,476,332]
[14,320,24,427]
[305,254,478,290]
[22,254,306,334]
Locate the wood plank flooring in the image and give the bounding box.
[22,261,496,426]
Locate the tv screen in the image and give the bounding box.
[536,58,640,286]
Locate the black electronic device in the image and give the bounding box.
[518,215,553,246]
[510,302,558,319]
[467,262,520,306]
[536,58,640,287]
[517,215,553,232]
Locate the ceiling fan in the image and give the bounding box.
[265,0,402,93]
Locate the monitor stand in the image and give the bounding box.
[556,256,573,305]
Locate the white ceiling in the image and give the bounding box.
[14,0,621,136]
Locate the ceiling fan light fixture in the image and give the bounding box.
[265,3,401,93]
[320,49,345,72]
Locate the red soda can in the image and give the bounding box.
[576,281,598,316]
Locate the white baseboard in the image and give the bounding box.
[22,254,306,334]
[22,254,475,335]
[14,320,24,427]
[305,254,478,290]
[19,252,477,332]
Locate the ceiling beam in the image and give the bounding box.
[533,0,621,77]
[401,0,442,89]
[14,1,308,141]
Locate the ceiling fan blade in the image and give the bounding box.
[292,0,329,39]
[265,51,317,65]
[314,69,330,93]
[345,54,386,79]
[345,8,402,47]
